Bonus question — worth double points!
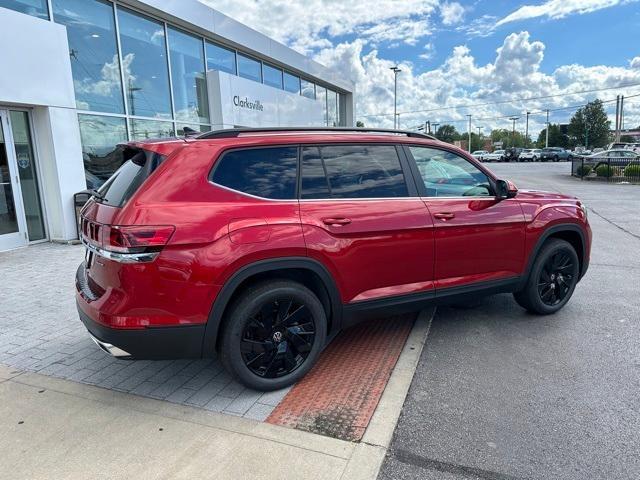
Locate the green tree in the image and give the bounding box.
[536,124,569,148]
[435,124,460,143]
[568,99,611,149]
[490,129,526,148]
[356,120,365,127]
[469,133,485,152]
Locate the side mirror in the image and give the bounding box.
[496,179,518,199]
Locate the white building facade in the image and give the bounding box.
[0,0,354,251]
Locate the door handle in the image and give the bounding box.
[322,217,351,226]
[433,212,455,220]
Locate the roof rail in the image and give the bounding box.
[196,126,438,141]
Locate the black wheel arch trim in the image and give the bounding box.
[520,223,588,290]
[201,257,342,357]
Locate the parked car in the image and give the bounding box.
[607,142,640,153]
[519,149,542,162]
[592,147,605,154]
[75,127,592,391]
[483,149,506,162]
[471,150,489,162]
[587,149,640,160]
[540,147,573,162]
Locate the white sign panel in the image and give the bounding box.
[208,70,325,128]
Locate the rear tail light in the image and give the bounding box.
[105,225,175,254]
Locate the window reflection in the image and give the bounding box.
[283,72,300,94]
[301,79,315,99]
[327,90,338,127]
[168,27,209,124]
[10,111,45,241]
[176,123,210,136]
[206,42,236,75]
[118,8,172,118]
[237,54,262,82]
[263,63,283,89]
[0,0,49,19]
[315,86,327,125]
[78,114,128,189]
[53,0,124,114]
[129,119,174,141]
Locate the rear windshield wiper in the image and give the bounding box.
[89,189,106,201]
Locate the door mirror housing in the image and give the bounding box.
[496,179,518,199]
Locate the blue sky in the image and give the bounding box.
[204,0,640,133]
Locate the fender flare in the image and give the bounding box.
[519,223,588,290]
[201,257,342,357]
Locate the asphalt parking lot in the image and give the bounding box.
[380,162,640,480]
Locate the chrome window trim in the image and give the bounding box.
[81,237,159,263]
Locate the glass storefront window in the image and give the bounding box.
[283,72,300,94]
[78,114,128,189]
[327,89,338,127]
[117,8,172,119]
[206,42,236,75]
[263,63,283,89]
[337,93,347,126]
[0,0,49,19]
[129,119,174,141]
[237,53,262,83]
[176,123,210,136]
[168,27,209,124]
[9,111,45,241]
[315,86,327,125]
[53,0,124,114]
[301,79,315,99]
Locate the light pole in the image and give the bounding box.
[545,109,550,148]
[467,114,472,152]
[432,123,440,137]
[390,66,401,129]
[525,111,530,147]
[509,116,520,147]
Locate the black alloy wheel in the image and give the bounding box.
[537,251,575,306]
[241,298,315,378]
[513,238,580,315]
[219,280,327,391]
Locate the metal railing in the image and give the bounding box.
[572,156,640,183]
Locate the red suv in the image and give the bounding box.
[76,128,591,390]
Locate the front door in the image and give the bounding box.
[405,145,526,291]
[0,109,46,251]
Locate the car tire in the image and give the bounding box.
[553,155,559,162]
[533,156,538,162]
[513,239,580,315]
[219,280,327,391]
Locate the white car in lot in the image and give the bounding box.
[483,150,505,162]
[471,150,489,161]
[519,149,542,162]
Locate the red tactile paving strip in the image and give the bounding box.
[266,314,415,442]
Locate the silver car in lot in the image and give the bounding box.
[519,149,542,162]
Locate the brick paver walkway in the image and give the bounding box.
[0,243,288,420]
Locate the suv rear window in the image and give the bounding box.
[211,146,298,199]
[95,147,165,207]
[301,144,408,199]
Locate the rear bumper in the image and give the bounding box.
[77,303,205,359]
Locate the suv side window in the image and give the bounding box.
[409,146,493,197]
[212,146,298,199]
[301,144,408,199]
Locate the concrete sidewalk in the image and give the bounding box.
[0,310,432,480]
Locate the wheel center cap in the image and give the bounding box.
[272,331,283,343]
[550,273,556,281]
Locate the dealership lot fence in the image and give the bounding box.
[572,156,640,183]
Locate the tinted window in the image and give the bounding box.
[168,27,209,124]
[96,148,165,207]
[237,54,262,82]
[301,145,407,199]
[118,8,172,118]
[53,0,124,114]
[283,72,300,94]
[263,63,283,89]
[409,147,492,197]
[206,42,236,74]
[212,147,297,199]
[1,0,48,19]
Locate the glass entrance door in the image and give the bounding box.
[0,109,45,251]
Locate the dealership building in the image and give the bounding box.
[0,0,355,251]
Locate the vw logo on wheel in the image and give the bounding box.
[272,331,283,343]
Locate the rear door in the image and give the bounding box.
[405,145,526,291]
[299,143,435,304]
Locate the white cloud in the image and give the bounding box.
[496,0,636,27]
[631,57,640,69]
[419,42,436,60]
[440,2,465,26]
